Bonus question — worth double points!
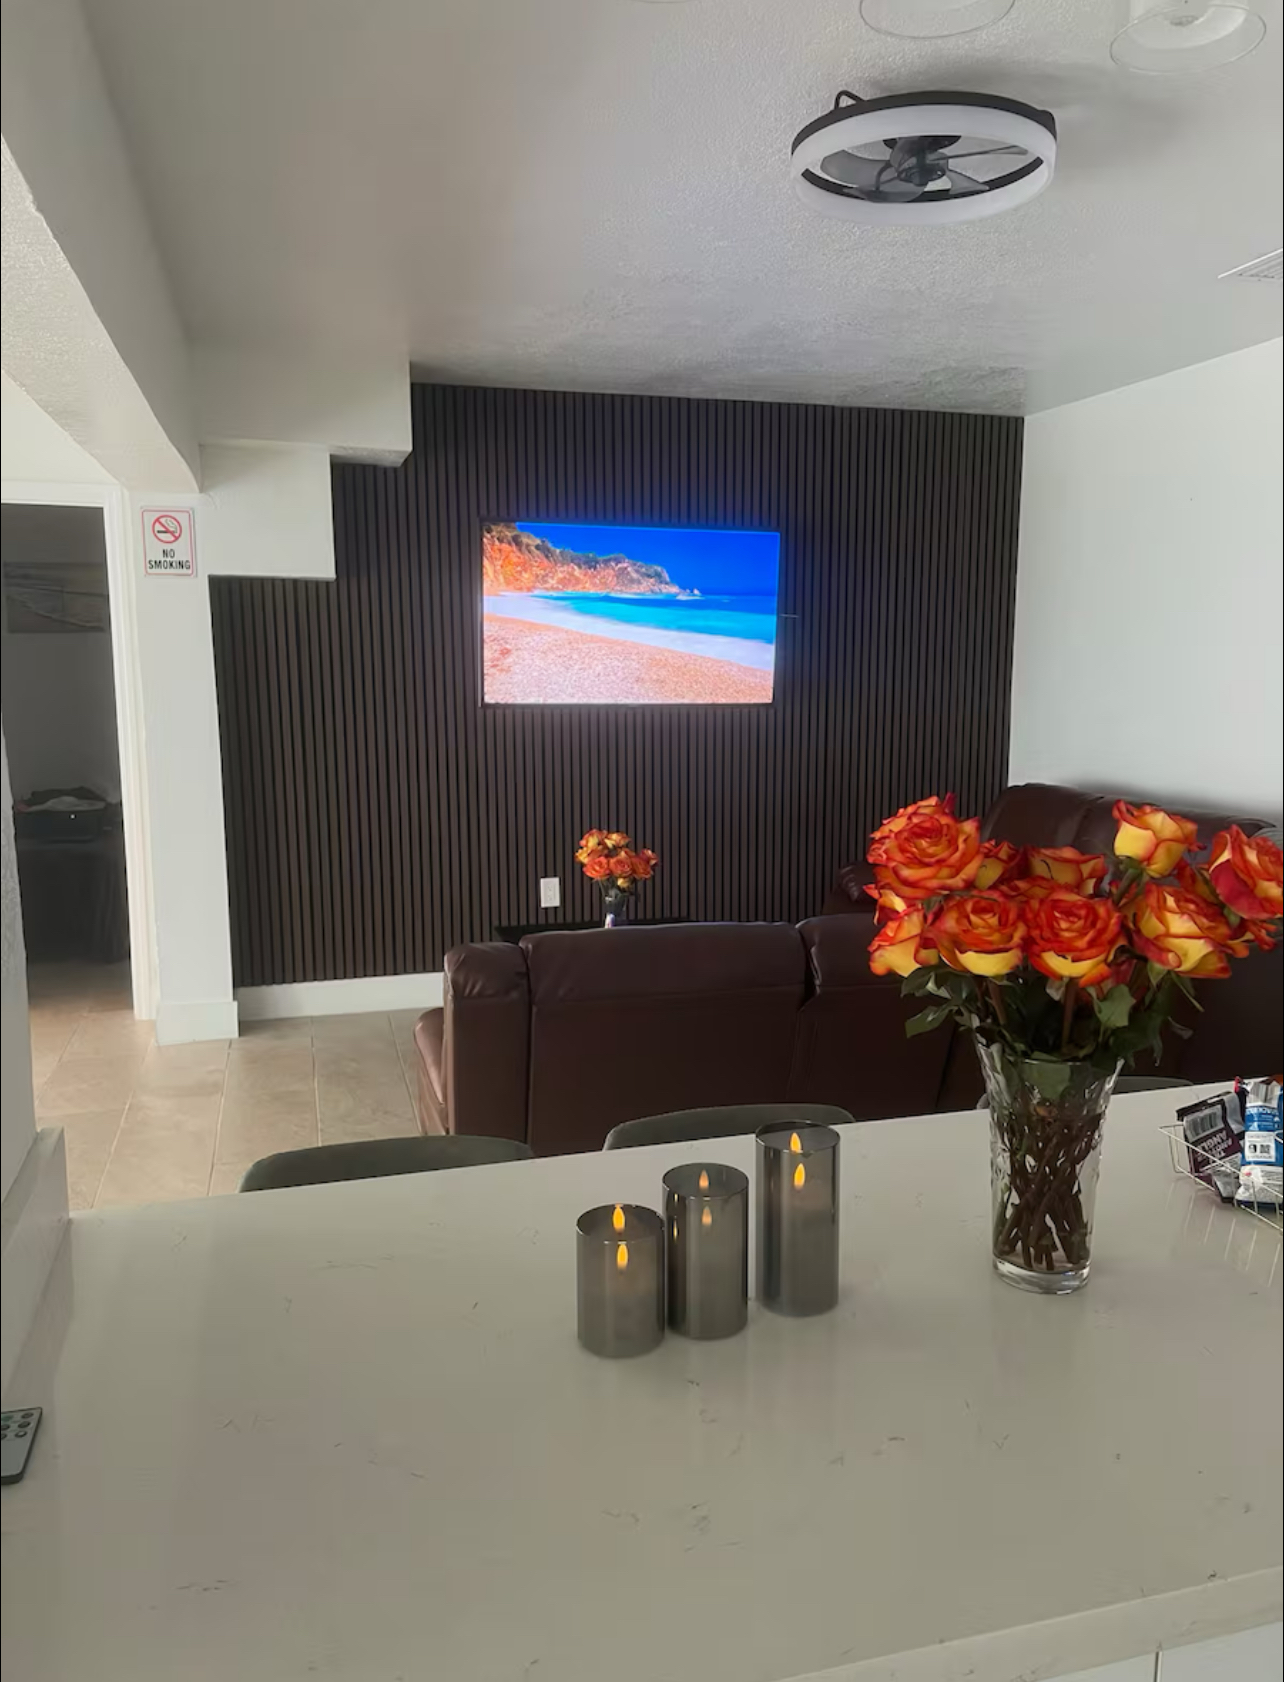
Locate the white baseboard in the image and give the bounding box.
[1,1128,69,1398]
[236,972,444,1021]
[154,997,240,1045]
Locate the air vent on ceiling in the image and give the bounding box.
[1218,249,1283,283]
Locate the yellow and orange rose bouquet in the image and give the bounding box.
[864,794,1283,1290]
[576,830,659,926]
[866,794,1281,1066]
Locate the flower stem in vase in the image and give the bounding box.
[981,1040,1118,1294]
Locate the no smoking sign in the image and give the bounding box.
[141,508,196,576]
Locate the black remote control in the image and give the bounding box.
[1,1408,42,1485]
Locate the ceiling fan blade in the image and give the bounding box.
[819,148,886,188]
[944,144,1025,161]
[820,150,924,199]
[942,168,992,195]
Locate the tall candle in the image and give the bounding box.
[755,1121,841,1316]
[576,1203,665,1357]
[663,1163,749,1340]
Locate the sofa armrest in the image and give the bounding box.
[442,942,531,1144]
[412,1008,447,1135]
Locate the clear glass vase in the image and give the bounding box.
[600,887,628,928]
[977,1039,1120,1296]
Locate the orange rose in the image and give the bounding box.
[583,855,611,881]
[629,850,654,881]
[604,832,630,851]
[1207,826,1284,926]
[871,811,983,903]
[865,881,910,925]
[1112,801,1199,877]
[576,829,609,864]
[1026,888,1123,986]
[611,852,634,880]
[869,794,956,860]
[1000,875,1060,903]
[868,908,938,978]
[1129,882,1248,978]
[929,893,1025,977]
[1025,846,1107,894]
[974,838,1023,890]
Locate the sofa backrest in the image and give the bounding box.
[521,923,808,1155]
[790,917,957,1121]
[986,782,1271,860]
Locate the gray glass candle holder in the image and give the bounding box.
[755,1120,841,1316]
[576,1203,665,1357]
[663,1163,749,1340]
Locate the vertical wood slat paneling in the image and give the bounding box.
[211,385,1022,987]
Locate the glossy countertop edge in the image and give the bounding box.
[789,1570,1283,1681]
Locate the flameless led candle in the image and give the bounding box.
[663,1163,749,1340]
[576,1203,665,1357]
[755,1121,841,1316]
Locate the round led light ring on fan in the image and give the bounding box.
[791,96,1056,226]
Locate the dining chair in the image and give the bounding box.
[603,1102,855,1151]
[239,1134,534,1191]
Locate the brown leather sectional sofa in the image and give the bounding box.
[413,783,1282,1154]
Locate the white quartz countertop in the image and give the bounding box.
[2,1090,1280,1682]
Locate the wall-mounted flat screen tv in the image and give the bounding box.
[481,521,780,705]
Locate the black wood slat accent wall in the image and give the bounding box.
[211,384,1022,987]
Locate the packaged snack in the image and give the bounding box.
[1177,1091,1244,1189]
[1235,1078,1283,1209]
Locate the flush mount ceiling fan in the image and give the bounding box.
[791,90,1057,225]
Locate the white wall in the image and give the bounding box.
[0,730,36,1202]
[1,503,121,799]
[1,372,114,485]
[0,0,197,482]
[1011,340,1284,820]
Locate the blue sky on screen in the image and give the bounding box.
[516,522,779,597]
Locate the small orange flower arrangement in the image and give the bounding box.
[866,793,1281,1063]
[576,830,659,925]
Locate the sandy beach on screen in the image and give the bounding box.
[484,615,774,704]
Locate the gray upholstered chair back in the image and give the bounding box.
[240,1134,533,1191]
[603,1102,854,1151]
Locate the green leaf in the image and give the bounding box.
[901,968,937,998]
[905,1003,954,1038]
[1171,972,1205,1013]
[1025,1058,1073,1101]
[1093,983,1134,1032]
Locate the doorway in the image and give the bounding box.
[2,501,145,1203]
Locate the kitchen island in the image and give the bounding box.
[2,1090,1279,1682]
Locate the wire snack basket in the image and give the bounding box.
[1161,1120,1284,1236]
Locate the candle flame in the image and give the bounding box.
[698,1170,710,1191]
[616,1241,629,1271]
[793,1161,807,1190]
[612,1204,625,1233]
[789,1131,803,1153]
[701,1206,713,1228]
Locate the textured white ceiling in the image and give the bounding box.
[79,0,1283,413]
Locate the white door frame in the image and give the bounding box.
[1,480,158,1022]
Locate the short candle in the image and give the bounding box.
[663,1162,749,1340]
[576,1203,665,1357]
[755,1121,841,1316]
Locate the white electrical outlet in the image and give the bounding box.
[539,877,561,909]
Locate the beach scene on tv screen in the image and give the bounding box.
[482,521,779,704]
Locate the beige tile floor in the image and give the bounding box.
[28,962,425,1211]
